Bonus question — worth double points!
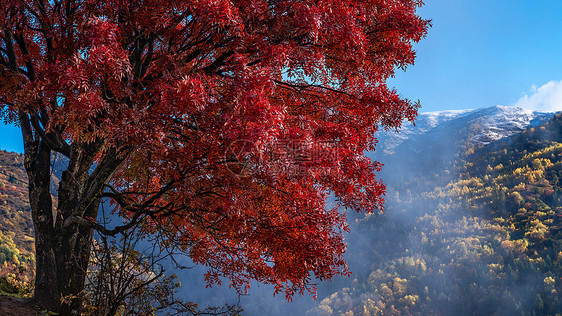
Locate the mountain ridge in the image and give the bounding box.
[316,112,562,315]
[376,105,557,155]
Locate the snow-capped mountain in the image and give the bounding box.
[374,105,554,155]
[458,105,551,145]
[368,105,558,184]
[374,109,470,155]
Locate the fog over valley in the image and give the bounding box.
[3,105,562,314]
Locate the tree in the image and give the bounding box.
[83,230,241,315]
[0,0,429,313]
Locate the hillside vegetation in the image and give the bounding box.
[313,114,562,315]
[0,151,34,282]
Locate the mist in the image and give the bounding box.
[78,107,562,315]
[191,106,562,315]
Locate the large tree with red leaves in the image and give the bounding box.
[0,0,428,313]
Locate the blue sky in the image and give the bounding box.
[3,1,562,152]
[390,0,562,113]
[1,123,23,153]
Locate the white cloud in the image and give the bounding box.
[513,80,562,112]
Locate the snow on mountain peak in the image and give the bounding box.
[469,105,546,145]
[418,109,473,129]
[375,105,553,155]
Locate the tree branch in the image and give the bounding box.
[29,113,71,156]
[202,50,234,74]
[3,30,19,72]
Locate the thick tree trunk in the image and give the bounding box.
[27,143,101,315]
[53,203,98,315]
[32,203,97,315]
[27,143,59,310]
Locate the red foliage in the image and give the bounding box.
[0,0,429,299]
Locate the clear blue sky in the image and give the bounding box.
[3,1,562,153]
[390,0,562,113]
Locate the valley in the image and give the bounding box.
[1,106,562,315]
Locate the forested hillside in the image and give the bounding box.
[0,150,34,281]
[0,151,63,287]
[313,114,562,315]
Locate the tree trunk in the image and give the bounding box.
[53,201,98,315]
[26,143,101,315]
[27,142,59,311]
